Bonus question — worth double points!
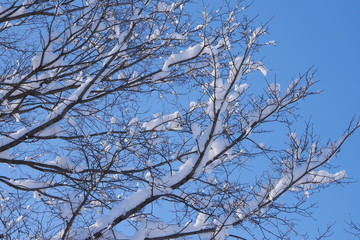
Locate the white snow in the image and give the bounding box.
[163,44,203,71]
[191,123,201,139]
[208,138,228,159]
[110,116,117,124]
[268,82,281,96]
[31,44,65,70]
[309,169,346,185]
[46,74,94,122]
[189,101,199,111]
[103,41,127,66]
[234,83,249,94]
[194,212,208,227]
[228,57,244,83]
[151,70,170,82]
[11,179,47,189]
[89,188,153,234]
[0,150,10,159]
[86,0,97,6]
[45,156,83,172]
[148,29,160,41]
[194,24,204,30]
[286,78,300,95]
[0,5,26,18]
[254,62,268,76]
[166,32,185,41]
[34,124,61,137]
[248,26,266,48]
[17,215,23,222]
[33,191,41,200]
[128,117,139,125]
[269,167,347,201]
[260,104,277,119]
[143,112,181,131]
[157,2,174,12]
[0,126,31,148]
[265,40,276,45]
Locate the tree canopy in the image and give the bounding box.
[0,0,358,239]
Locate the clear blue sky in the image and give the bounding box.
[201,0,360,238]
